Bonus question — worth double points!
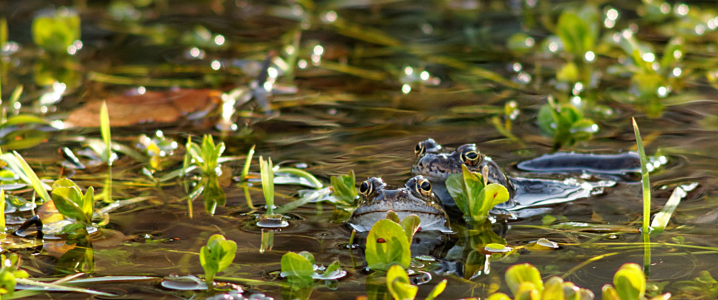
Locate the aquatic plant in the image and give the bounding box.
[51,178,95,229]
[259,156,275,214]
[488,263,670,300]
[280,251,345,286]
[386,265,446,300]
[187,135,226,176]
[445,165,510,223]
[538,98,598,150]
[0,253,28,296]
[670,271,718,299]
[330,170,357,206]
[31,7,80,53]
[200,234,237,289]
[365,219,412,270]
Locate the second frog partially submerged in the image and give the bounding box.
[350,138,649,232]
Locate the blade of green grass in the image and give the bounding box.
[15,278,115,297]
[632,118,651,234]
[0,189,5,232]
[259,156,274,214]
[275,167,323,189]
[633,118,651,276]
[650,186,685,237]
[100,101,112,164]
[240,145,255,181]
[13,152,52,203]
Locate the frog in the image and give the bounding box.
[412,138,619,214]
[348,175,452,233]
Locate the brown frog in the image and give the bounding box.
[348,176,451,233]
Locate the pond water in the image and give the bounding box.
[2,0,718,299]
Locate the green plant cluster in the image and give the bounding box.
[200,234,237,289]
[386,265,445,300]
[488,263,671,300]
[280,251,344,286]
[446,165,510,223]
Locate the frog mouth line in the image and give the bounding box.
[351,209,446,218]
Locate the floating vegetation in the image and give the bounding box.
[446,165,510,223]
[2,0,718,298]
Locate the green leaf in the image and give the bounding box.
[386,211,401,223]
[100,101,113,164]
[570,119,598,142]
[323,260,340,277]
[0,115,48,129]
[556,7,597,57]
[446,173,468,214]
[275,167,323,189]
[386,265,417,300]
[507,33,534,56]
[506,263,544,296]
[474,184,510,221]
[537,105,558,135]
[281,252,315,286]
[240,145,255,181]
[601,284,620,300]
[543,277,565,300]
[200,234,237,287]
[182,136,193,177]
[633,118,651,236]
[83,186,95,219]
[515,282,540,300]
[556,62,579,82]
[52,184,90,224]
[259,156,275,213]
[201,176,226,215]
[650,186,685,237]
[330,170,356,204]
[2,153,51,202]
[425,279,447,300]
[614,263,645,300]
[32,8,81,52]
[365,219,411,270]
[399,215,420,243]
[487,293,512,300]
[297,251,315,265]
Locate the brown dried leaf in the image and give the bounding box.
[64,89,222,127]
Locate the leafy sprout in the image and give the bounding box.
[365,219,412,271]
[280,251,345,287]
[386,265,446,300]
[0,253,29,296]
[537,99,598,150]
[445,165,510,223]
[187,135,226,176]
[51,178,95,227]
[200,234,237,289]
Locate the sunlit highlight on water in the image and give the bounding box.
[404,66,413,75]
[420,71,430,81]
[214,35,225,46]
[211,60,221,70]
[298,59,307,69]
[672,68,682,77]
[585,51,595,62]
[402,84,411,94]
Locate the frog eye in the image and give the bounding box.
[462,150,480,166]
[359,180,373,196]
[416,179,432,197]
[414,142,425,156]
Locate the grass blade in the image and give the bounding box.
[632,118,651,276]
[240,145,255,181]
[13,152,52,203]
[0,189,5,232]
[275,167,323,189]
[100,101,112,164]
[650,186,685,236]
[259,156,274,214]
[16,278,115,297]
[632,118,651,234]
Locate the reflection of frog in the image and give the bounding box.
[412,138,618,214]
[348,176,451,233]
